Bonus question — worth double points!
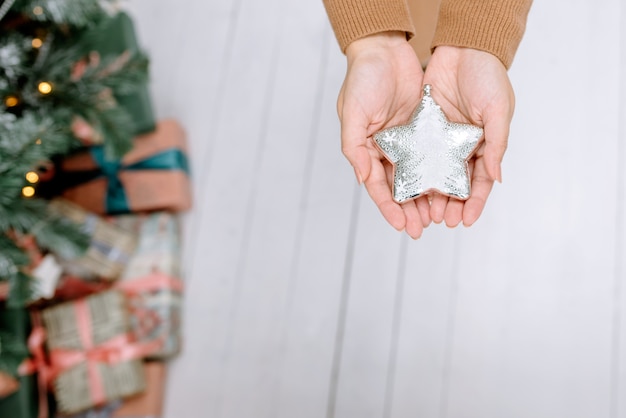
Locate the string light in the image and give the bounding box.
[32,6,43,15]
[35,138,42,145]
[38,81,52,95]
[25,172,39,184]
[22,186,35,198]
[4,95,19,107]
[31,38,43,48]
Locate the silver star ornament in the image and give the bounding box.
[373,85,484,203]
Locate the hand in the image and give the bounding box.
[422,46,515,227]
[338,32,431,239]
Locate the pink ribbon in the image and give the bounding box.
[115,273,184,295]
[18,314,51,418]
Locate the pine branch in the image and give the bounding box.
[0,329,29,376]
[14,0,113,27]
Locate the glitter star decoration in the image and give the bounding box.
[373,85,484,203]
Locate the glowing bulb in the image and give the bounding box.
[38,82,52,95]
[25,172,39,183]
[32,6,43,15]
[35,138,42,145]
[4,95,19,107]
[32,38,43,48]
[22,186,35,198]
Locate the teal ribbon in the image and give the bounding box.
[89,146,189,214]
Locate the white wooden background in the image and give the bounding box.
[125,1,626,417]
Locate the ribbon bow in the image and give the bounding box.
[89,146,189,213]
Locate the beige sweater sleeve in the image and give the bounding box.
[322,0,416,53]
[323,0,532,68]
[432,0,533,68]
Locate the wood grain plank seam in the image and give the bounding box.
[326,185,362,418]
[610,4,626,417]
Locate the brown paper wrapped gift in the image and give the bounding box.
[0,372,19,399]
[55,119,191,215]
[41,291,158,415]
[49,199,137,281]
[113,362,166,418]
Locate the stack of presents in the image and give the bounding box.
[0,11,191,418]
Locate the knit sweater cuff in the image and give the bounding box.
[432,0,532,69]
[323,0,415,53]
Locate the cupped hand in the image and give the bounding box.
[338,32,430,239]
[422,46,515,228]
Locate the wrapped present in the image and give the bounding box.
[41,291,159,415]
[58,400,122,418]
[114,213,184,359]
[53,275,112,303]
[86,11,155,135]
[51,120,191,215]
[0,308,40,418]
[0,372,19,399]
[113,362,165,418]
[49,199,137,281]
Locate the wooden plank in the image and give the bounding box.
[212,2,348,417]
[442,1,621,417]
[269,33,360,418]
[613,2,626,417]
[388,228,462,418]
[331,193,406,418]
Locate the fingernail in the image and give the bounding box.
[495,165,503,183]
[354,167,363,185]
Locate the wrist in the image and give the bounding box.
[346,31,408,60]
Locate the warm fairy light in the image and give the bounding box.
[22,186,35,198]
[32,6,43,15]
[38,82,53,94]
[32,38,43,48]
[4,95,19,107]
[25,172,39,183]
[35,138,42,145]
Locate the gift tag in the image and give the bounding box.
[32,254,62,299]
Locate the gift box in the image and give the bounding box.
[48,199,137,281]
[86,11,156,135]
[0,308,39,418]
[0,371,19,399]
[114,212,184,359]
[41,291,154,415]
[51,120,191,215]
[112,362,166,418]
[58,400,122,418]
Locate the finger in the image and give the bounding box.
[462,160,494,226]
[364,158,406,231]
[401,200,423,239]
[444,198,464,228]
[430,193,448,224]
[482,108,511,183]
[416,196,432,227]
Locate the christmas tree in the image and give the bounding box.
[0,0,148,307]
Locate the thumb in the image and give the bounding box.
[339,104,372,185]
[481,109,511,183]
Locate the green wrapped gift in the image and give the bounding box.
[0,308,39,418]
[87,11,156,135]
